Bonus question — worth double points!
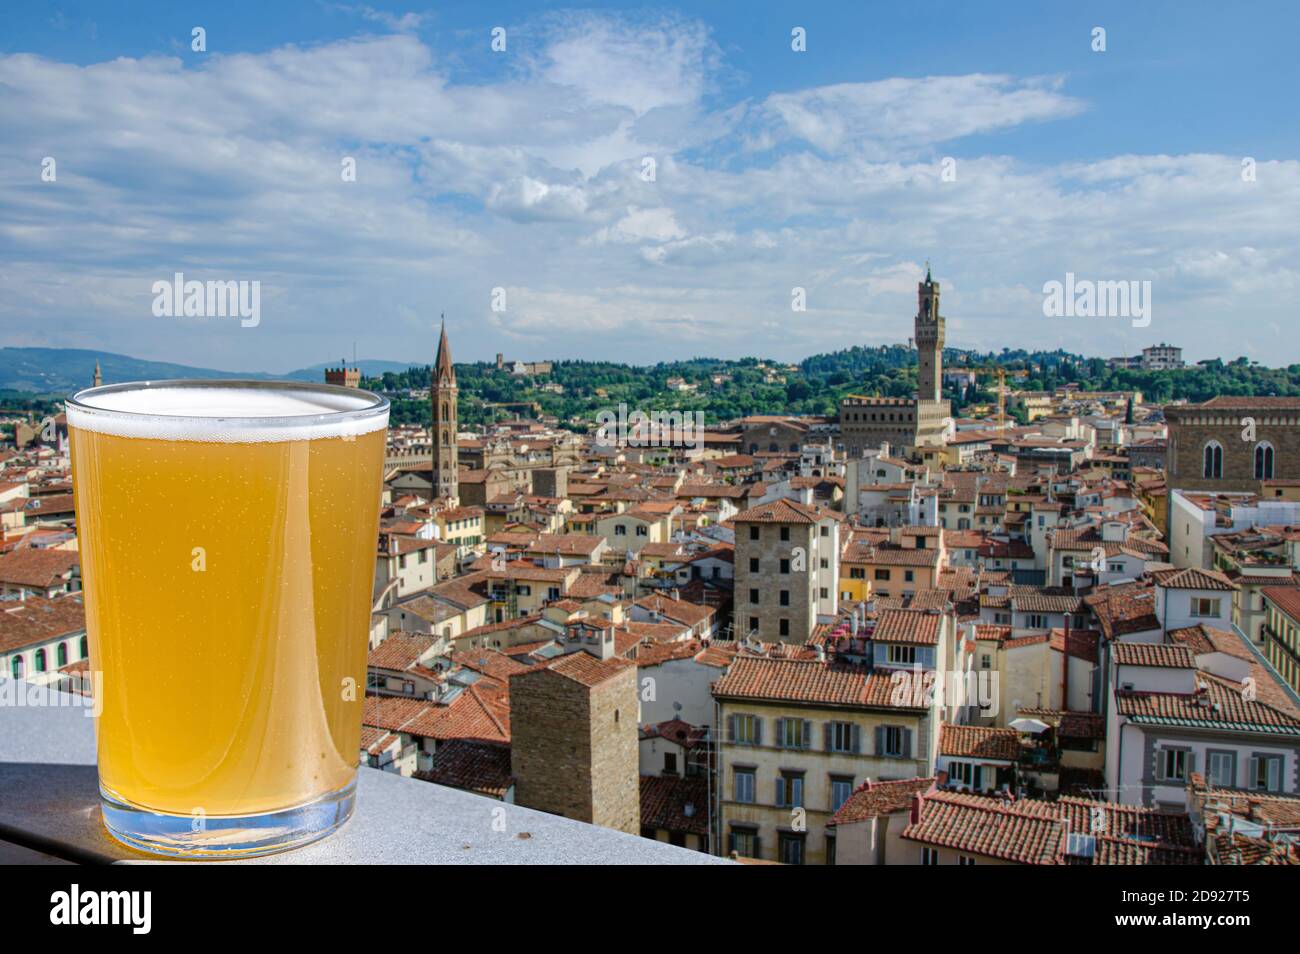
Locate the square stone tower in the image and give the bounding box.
[509,653,640,834]
[915,265,945,404]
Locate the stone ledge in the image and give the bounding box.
[0,679,728,865]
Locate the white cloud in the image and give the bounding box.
[0,16,1297,369]
[487,177,592,222]
[758,74,1084,156]
[593,207,686,245]
[329,4,431,34]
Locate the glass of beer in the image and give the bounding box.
[67,380,388,857]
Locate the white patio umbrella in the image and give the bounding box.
[1008,717,1051,735]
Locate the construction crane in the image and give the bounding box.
[959,364,1009,431]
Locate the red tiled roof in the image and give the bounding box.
[1261,585,1300,621]
[362,694,430,733]
[972,623,1013,643]
[634,639,705,667]
[0,548,79,587]
[940,724,1021,761]
[640,775,710,837]
[902,791,1200,865]
[634,593,716,627]
[457,614,545,641]
[850,544,941,567]
[731,497,820,525]
[711,656,925,710]
[1050,628,1100,663]
[1198,396,1300,410]
[405,683,512,744]
[872,608,941,646]
[1008,587,1085,614]
[829,776,936,826]
[415,740,513,798]
[367,632,437,672]
[1194,776,1300,865]
[512,651,629,689]
[901,792,1064,865]
[1117,673,1300,733]
[1152,567,1237,592]
[1085,584,1160,640]
[1112,642,1196,669]
[0,594,85,654]
[450,648,532,682]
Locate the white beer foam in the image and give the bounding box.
[67,386,388,443]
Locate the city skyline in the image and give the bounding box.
[3,1,1300,372]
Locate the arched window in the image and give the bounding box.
[57,642,68,667]
[1203,441,1223,479]
[1255,442,1275,480]
[80,635,88,659]
[10,656,22,678]
[35,648,46,672]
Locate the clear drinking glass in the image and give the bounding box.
[67,380,389,857]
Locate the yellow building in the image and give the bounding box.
[712,622,944,865]
[433,505,485,561]
[839,532,943,603]
[1261,587,1300,695]
[1262,479,1300,503]
[595,507,672,556]
[1131,470,1168,538]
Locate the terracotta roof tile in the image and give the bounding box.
[0,594,85,654]
[0,548,79,588]
[1152,566,1237,592]
[940,723,1021,761]
[731,497,820,525]
[512,651,629,688]
[414,740,513,798]
[367,632,438,672]
[1112,642,1196,669]
[902,791,1200,865]
[640,775,710,837]
[829,776,936,826]
[711,656,925,710]
[872,608,942,646]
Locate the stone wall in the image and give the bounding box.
[1166,403,1300,495]
[734,520,817,644]
[586,667,641,834]
[510,664,641,835]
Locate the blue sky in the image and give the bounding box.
[2,1,1298,372]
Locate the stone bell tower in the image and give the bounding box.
[431,316,459,503]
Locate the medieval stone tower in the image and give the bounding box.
[915,265,945,404]
[431,317,459,503]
